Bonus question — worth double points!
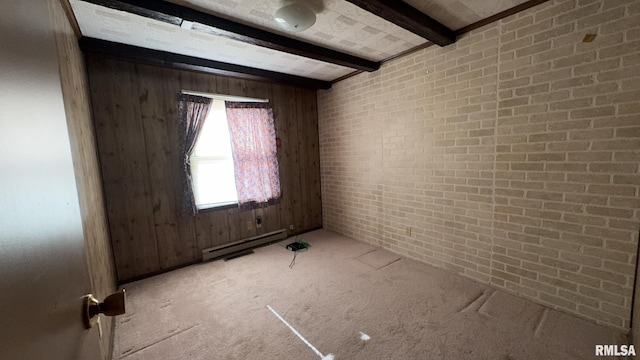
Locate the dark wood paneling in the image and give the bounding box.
[86,56,322,282]
[273,84,302,233]
[210,210,231,247]
[98,59,161,281]
[306,93,323,227]
[296,88,311,230]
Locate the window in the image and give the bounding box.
[179,93,281,215]
[190,100,238,209]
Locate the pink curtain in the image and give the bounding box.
[225,101,281,211]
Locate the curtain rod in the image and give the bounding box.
[181,90,269,103]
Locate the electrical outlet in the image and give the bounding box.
[406,227,411,236]
[247,220,253,230]
[289,224,294,230]
[256,216,262,229]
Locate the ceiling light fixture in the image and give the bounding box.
[274,3,316,33]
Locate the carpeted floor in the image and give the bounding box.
[112,229,628,359]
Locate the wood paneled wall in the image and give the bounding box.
[85,56,322,283]
[49,2,116,359]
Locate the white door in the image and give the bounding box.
[0,1,102,358]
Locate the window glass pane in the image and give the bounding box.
[191,159,237,207]
[193,100,233,158]
[190,99,238,208]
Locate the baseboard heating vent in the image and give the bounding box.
[202,229,288,262]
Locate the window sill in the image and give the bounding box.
[196,202,238,214]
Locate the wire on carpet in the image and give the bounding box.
[281,235,310,269]
[289,250,297,269]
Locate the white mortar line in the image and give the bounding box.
[267,305,335,360]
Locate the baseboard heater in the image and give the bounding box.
[202,229,288,262]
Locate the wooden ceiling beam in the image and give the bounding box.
[80,0,380,72]
[79,37,332,89]
[455,0,550,35]
[343,0,455,46]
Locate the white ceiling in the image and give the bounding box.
[167,0,426,60]
[70,0,532,84]
[71,1,355,81]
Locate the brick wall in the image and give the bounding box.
[318,0,640,329]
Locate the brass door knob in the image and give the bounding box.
[83,289,126,328]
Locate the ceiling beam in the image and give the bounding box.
[343,0,455,46]
[80,0,380,72]
[79,37,332,89]
[455,0,550,35]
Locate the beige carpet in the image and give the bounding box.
[112,229,628,359]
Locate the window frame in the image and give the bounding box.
[182,91,270,213]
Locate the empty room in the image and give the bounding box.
[2,0,639,359]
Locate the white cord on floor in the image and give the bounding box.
[266,305,335,360]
